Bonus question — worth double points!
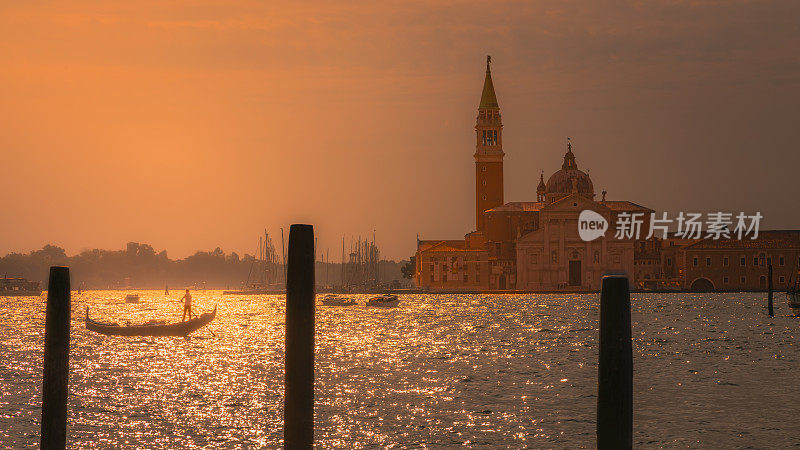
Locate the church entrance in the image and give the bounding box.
[568,260,582,286]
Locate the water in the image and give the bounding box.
[1,291,799,448]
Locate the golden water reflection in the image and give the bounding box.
[1,291,799,447]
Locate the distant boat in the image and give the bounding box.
[86,306,216,337]
[223,288,285,295]
[0,277,42,297]
[165,285,169,295]
[125,294,140,303]
[787,289,800,308]
[367,294,399,307]
[321,294,356,306]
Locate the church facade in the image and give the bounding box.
[414,58,652,291]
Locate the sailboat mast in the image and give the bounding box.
[281,227,287,284]
[341,236,345,289]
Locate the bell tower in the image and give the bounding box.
[474,55,504,233]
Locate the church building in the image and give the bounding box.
[414,57,652,291]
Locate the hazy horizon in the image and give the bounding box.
[2,0,798,260]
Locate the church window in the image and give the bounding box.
[482,166,486,172]
[780,256,785,266]
[482,130,487,145]
[724,277,729,283]
[551,250,558,263]
[767,256,771,266]
[666,257,672,266]
[780,276,785,283]
[483,195,487,201]
[723,256,729,266]
[740,256,745,266]
[493,130,498,144]
[482,180,486,186]
[693,257,698,266]
[753,257,758,266]
[706,257,711,266]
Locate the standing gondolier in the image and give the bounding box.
[180,289,192,322]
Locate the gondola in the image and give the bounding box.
[86,306,216,337]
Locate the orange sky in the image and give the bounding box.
[1,1,799,260]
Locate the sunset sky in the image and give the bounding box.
[1,1,798,260]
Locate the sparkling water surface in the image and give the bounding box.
[1,291,799,448]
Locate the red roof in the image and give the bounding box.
[485,202,544,213]
[601,201,653,212]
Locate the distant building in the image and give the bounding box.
[414,57,799,292]
[415,239,488,290]
[680,231,800,291]
[414,57,652,291]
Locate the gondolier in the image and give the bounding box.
[180,289,192,322]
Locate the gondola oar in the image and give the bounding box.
[191,310,216,337]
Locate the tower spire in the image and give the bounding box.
[479,55,498,109]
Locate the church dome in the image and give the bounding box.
[544,142,594,202]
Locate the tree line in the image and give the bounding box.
[0,243,410,289]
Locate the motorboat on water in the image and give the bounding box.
[125,294,140,303]
[366,294,399,307]
[787,289,800,308]
[321,294,357,306]
[0,277,41,297]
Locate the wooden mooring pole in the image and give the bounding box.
[597,275,633,450]
[284,224,315,449]
[768,264,774,317]
[41,266,71,449]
